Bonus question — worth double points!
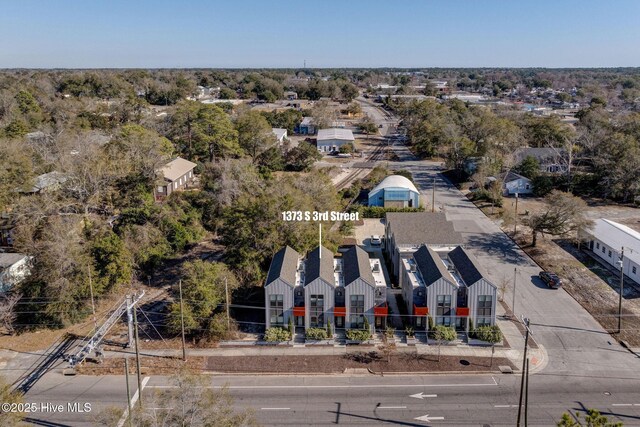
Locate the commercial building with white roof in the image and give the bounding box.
[581,219,640,284]
[316,128,355,153]
[368,175,420,208]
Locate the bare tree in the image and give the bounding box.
[0,293,21,335]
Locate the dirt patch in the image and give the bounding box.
[471,195,640,347]
[204,353,515,374]
[77,356,206,375]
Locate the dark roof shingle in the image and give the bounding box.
[448,246,485,286]
[342,246,374,287]
[305,246,335,286]
[413,245,454,286]
[265,246,300,287]
[385,212,462,246]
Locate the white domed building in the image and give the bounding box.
[368,175,420,208]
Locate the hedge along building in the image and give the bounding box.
[368,175,420,208]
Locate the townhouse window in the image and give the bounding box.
[310,295,324,327]
[269,294,284,326]
[477,295,493,327]
[350,294,365,328]
[602,246,606,254]
[596,242,600,250]
[608,250,612,258]
[633,266,637,275]
[436,295,452,326]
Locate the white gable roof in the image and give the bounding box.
[590,219,640,265]
[370,175,419,195]
[317,128,354,142]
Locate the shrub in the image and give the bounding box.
[357,205,424,218]
[385,326,395,338]
[306,327,328,340]
[427,315,434,331]
[471,325,502,343]
[326,320,332,337]
[346,329,371,341]
[432,325,456,342]
[404,326,414,337]
[264,327,291,342]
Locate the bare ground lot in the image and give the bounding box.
[472,195,640,346]
[205,353,514,374]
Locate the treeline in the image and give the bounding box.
[392,98,640,202]
[0,73,340,331]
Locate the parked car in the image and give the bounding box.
[370,235,382,246]
[539,271,562,288]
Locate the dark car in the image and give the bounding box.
[539,271,562,288]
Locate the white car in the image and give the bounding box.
[370,235,382,246]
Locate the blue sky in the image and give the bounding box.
[1,0,638,68]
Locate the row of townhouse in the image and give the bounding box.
[264,245,388,332]
[401,245,497,331]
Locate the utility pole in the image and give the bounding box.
[617,247,625,334]
[431,177,436,213]
[225,277,230,330]
[133,301,143,408]
[524,357,530,427]
[511,267,517,319]
[126,295,134,348]
[179,280,187,362]
[88,263,97,333]
[514,193,519,235]
[124,358,133,427]
[516,316,532,427]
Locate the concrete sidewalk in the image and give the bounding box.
[103,304,548,374]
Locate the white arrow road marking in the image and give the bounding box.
[410,392,437,399]
[415,414,445,422]
[378,406,407,409]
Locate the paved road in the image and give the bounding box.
[22,372,640,426]
[367,104,640,380]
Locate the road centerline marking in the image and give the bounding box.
[260,407,290,410]
[378,406,407,409]
[116,376,150,427]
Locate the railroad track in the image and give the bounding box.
[334,144,386,191]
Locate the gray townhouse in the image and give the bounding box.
[400,244,497,332]
[264,246,301,329]
[385,212,462,280]
[341,246,387,330]
[401,245,458,330]
[303,246,335,329]
[264,245,388,333]
[447,246,497,328]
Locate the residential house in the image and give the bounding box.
[264,246,301,329]
[316,128,355,153]
[284,91,298,100]
[514,147,567,174]
[401,245,458,330]
[385,212,463,280]
[0,253,31,293]
[155,157,197,200]
[304,246,335,329]
[264,245,387,333]
[580,219,640,284]
[272,128,288,144]
[500,171,533,196]
[296,117,316,135]
[447,247,497,328]
[368,175,420,208]
[341,246,387,330]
